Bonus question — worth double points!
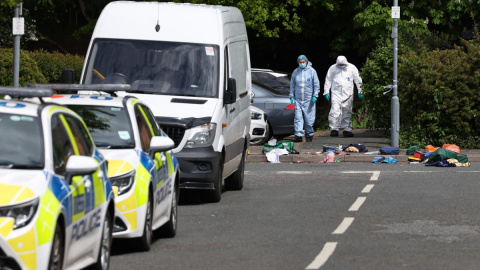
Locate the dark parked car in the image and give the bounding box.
[250,81,295,145]
[251,68,291,95]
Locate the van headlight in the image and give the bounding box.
[110,171,135,195]
[0,198,39,229]
[185,123,216,148]
[251,112,263,120]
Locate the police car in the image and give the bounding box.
[0,87,115,270]
[41,84,180,251]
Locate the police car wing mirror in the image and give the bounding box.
[65,155,99,185]
[149,136,175,157]
[224,78,237,105]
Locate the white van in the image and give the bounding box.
[79,2,251,203]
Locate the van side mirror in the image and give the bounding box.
[224,78,237,105]
[61,69,75,83]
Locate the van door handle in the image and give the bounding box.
[230,107,236,113]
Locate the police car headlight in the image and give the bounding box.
[0,198,39,229]
[185,123,216,148]
[110,171,135,196]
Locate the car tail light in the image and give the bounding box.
[285,104,294,110]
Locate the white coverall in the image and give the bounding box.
[323,56,362,132]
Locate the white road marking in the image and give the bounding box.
[405,171,480,173]
[341,171,381,181]
[361,184,375,193]
[348,197,367,211]
[276,171,312,175]
[332,217,355,235]
[305,242,338,269]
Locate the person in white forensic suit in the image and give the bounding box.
[323,55,363,137]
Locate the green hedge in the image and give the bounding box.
[360,39,480,148]
[0,48,47,86]
[27,50,84,83]
[398,39,480,148]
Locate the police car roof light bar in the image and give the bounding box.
[26,84,132,93]
[0,87,53,97]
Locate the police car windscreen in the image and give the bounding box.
[0,113,44,168]
[67,105,135,149]
[83,38,219,98]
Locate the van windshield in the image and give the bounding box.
[83,39,219,98]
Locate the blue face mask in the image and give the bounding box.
[299,63,306,69]
[338,64,347,70]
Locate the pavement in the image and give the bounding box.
[247,129,480,163]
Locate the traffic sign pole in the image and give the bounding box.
[391,2,400,147]
[13,3,23,88]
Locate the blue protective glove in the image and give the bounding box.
[358,93,364,100]
[325,93,330,101]
[312,97,317,104]
[290,97,294,104]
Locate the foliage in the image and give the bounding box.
[352,1,430,59]
[0,48,47,86]
[0,4,37,47]
[397,39,480,148]
[171,0,321,38]
[27,50,84,83]
[359,43,395,130]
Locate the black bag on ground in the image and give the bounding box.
[380,146,400,155]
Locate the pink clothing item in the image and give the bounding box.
[321,151,335,163]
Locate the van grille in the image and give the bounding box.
[162,126,185,147]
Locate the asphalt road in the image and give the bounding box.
[109,163,480,270]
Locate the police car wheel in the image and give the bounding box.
[137,195,153,251]
[48,223,64,270]
[90,210,113,270]
[155,181,178,238]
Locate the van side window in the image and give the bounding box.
[51,114,75,175]
[228,41,247,98]
[224,47,229,91]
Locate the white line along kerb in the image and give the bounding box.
[277,171,313,175]
[342,171,380,181]
[305,242,338,269]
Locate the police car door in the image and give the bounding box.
[51,113,101,265]
[135,105,169,220]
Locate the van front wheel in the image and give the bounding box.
[202,159,223,203]
[225,146,245,191]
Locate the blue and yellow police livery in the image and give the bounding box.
[50,88,179,251]
[0,87,115,270]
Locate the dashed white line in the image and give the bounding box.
[361,184,375,193]
[370,171,380,181]
[305,242,338,269]
[348,197,366,211]
[332,217,355,234]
